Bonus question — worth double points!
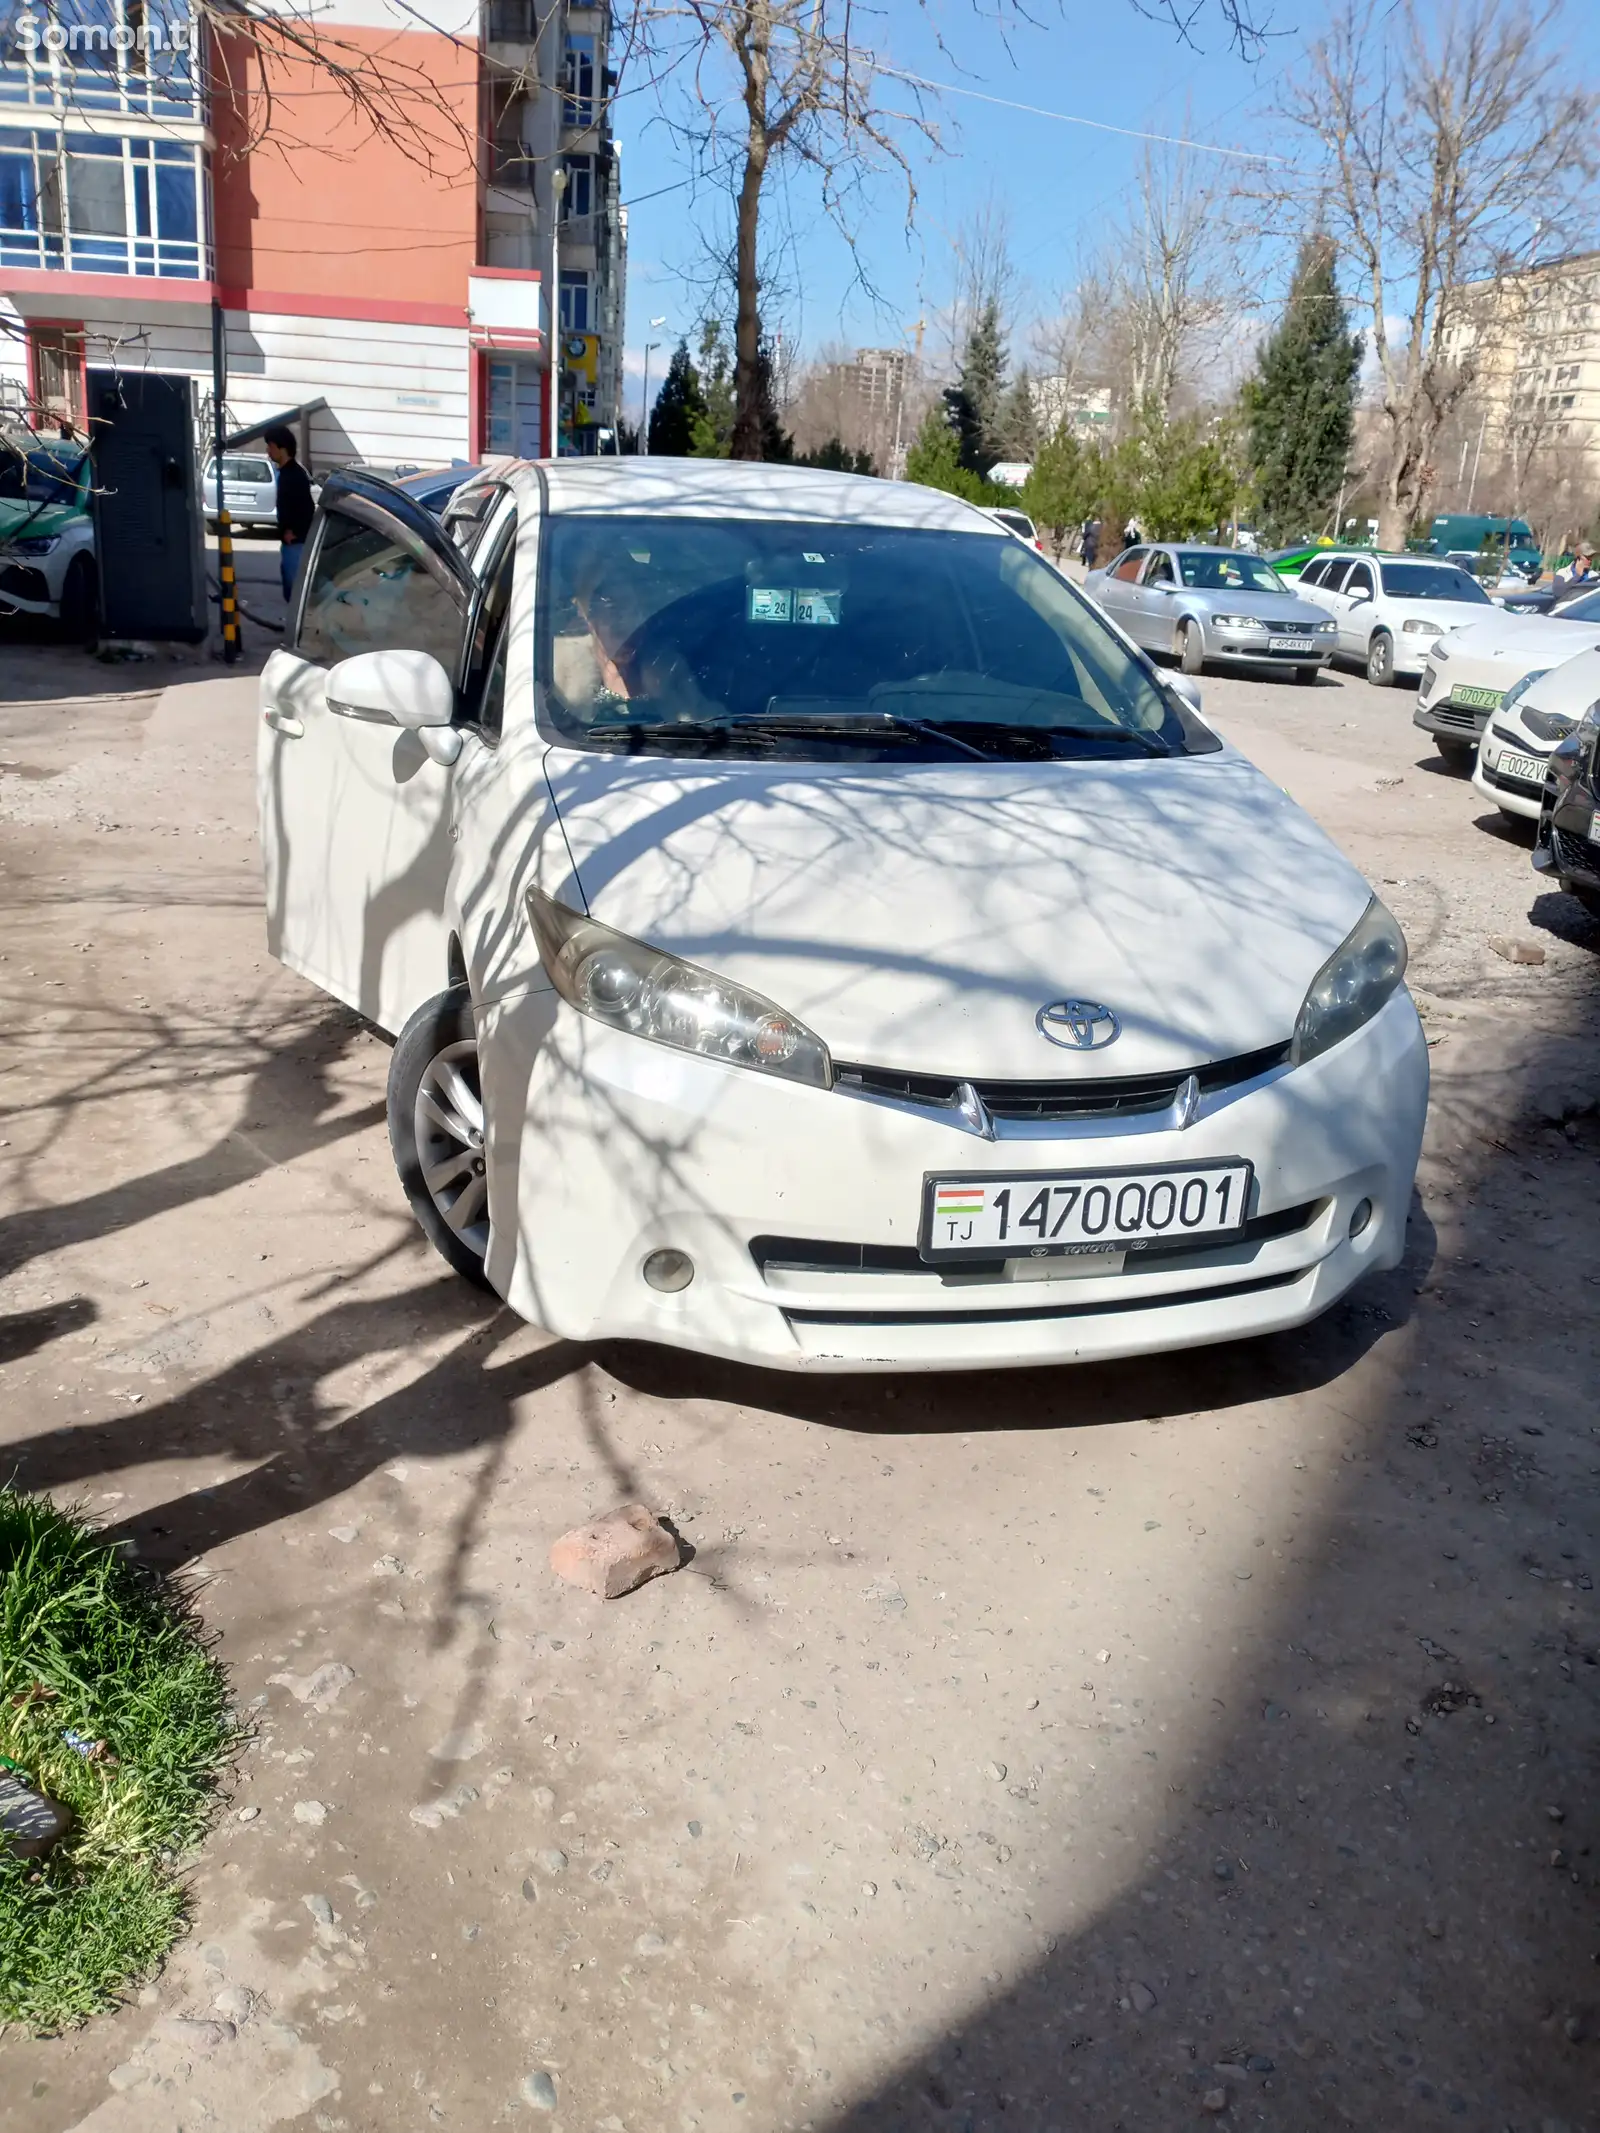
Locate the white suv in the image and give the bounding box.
[1294,551,1495,686]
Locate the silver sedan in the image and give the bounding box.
[1085,542,1339,685]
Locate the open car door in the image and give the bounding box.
[257,470,479,1035]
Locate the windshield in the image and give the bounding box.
[0,449,87,509]
[1379,562,1490,603]
[1175,551,1285,593]
[539,516,1211,762]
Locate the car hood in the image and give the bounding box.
[540,748,1374,1079]
[1521,647,1600,721]
[1439,612,1600,670]
[0,498,84,544]
[1188,589,1327,626]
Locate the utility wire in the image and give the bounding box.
[877,66,1286,164]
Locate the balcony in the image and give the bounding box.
[485,0,540,42]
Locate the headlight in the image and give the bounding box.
[1500,668,1550,716]
[1317,619,1338,632]
[1431,643,1451,661]
[1212,613,1266,630]
[5,534,60,556]
[526,886,832,1088]
[1402,618,1444,636]
[1291,898,1408,1067]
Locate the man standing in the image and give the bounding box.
[263,426,314,602]
[1082,516,1101,572]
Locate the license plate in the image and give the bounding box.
[1452,684,1502,710]
[1269,637,1316,653]
[1492,748,1544,784]
[920,1161,1253,1260]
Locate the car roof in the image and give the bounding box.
[500,457,1007,533]
[1165,542,1263,555]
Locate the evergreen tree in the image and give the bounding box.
[796,436,875,475]
[648,340,708,456]
[746,339,794,462]
[1019,423,1090,560]
[904,402,991,504]
[689,319,736,457]
[942,298,1008,475]
[996,367,1040,462]
[1243,236,1362,542]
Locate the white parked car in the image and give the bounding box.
[257,461,1427,1374]
[1416,589,1600,768]
[984,505,1043,549]
[203,452,279,531]
[1469,645,1600,822]
[0,437,97,637]
[1293,550,1495,685]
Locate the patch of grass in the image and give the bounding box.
[1,1487,234,2032]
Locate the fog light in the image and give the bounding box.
[642,1248,694,1293]
[1348,1197,1373,1239]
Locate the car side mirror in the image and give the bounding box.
[1350,590,1372,605]
[326,649,462,764]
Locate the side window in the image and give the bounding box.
[1319,559,1352,594]
[296,509,464,667]
[1345,563,1374,599]
[1141,550,1174,585]
[1111,548,1146,583]
[462,510,518,740]
[1299,558,1328,587]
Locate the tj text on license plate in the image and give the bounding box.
[1269,636,1316,652]
[920,1161,1253,1259]
[1452,684,1502,710]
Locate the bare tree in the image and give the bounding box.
[1281,0,1600,551]
[1105,140,1239,418]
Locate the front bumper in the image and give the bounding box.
[1471,727,1551,819]
[1413,666,1486,745]
[1203,625,1333,668]
[478,988,1429,1373]
[0,559,59,619]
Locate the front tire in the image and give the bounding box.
[59,554,98,644]
[1366,631,1395,686]
[1178,621,1204,675]
[387,987,493,1289]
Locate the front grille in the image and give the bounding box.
[1486,762,1548,799]
[1431,702,1480,732]
[0,562,49,602]
[750,1199,1321,1279]
[832,1041,1290,1125]
[1551,824,1600,876]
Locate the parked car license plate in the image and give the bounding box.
[1269,636,1316,653]
[1491,747,1544,784]
[920,1161,1253,1259]
[1451,684,1502,710]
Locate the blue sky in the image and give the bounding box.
[611,0,1322,426]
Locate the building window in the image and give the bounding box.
[560,33,595,128]
[561,154,591,219]
[0,126,205,274]
[1,1,201,121]
[559,268,589,332]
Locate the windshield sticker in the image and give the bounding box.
[803,551,826,563]
[748,586,794,623]
[795,589,842,626]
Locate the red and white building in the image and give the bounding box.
[0,0,626,466]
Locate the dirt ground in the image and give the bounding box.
[0,621,1596,2133]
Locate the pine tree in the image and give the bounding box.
[688,319,736,457]
[648,340,708,456]
[1243,237,1362,542]
[996,367,1039,462]
[904,402,990,503]
[943,298,1008,475]
[1019,423,1090,560]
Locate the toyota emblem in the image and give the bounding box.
[1036,998,1121,1050]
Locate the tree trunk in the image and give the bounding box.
[730,137,768,459]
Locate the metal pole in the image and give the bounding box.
[640,344,652,454]
[211,296,240,663]
[550,167,565,457]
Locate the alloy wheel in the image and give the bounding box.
[412,1038,490,1260]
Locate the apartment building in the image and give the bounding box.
[0,0,626,468]
[1441,247,1600,485]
